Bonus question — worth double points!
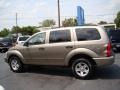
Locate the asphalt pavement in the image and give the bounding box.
[0,54,120,90]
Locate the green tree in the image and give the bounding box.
[41,19,56,27]
[11,26,21,34]
[21,26,39,35]
[62,18,78,27]
[98,21,107,25]
[10,26,39,35]
[0,28,10,37]
[114,11,120,28]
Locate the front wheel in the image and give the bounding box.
[9,56,23,72]
[72,58,93,79]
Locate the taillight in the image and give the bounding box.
[106,43,112,57]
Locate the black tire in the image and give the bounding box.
[9,56,23,72]
[0,49,2,53]
[72,58,93,79]
[0,48,8,53]
[1,49,5,53]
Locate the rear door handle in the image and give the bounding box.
[65,46,73,49]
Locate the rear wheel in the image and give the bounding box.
[9,56,23,72]
[72,58,93,79]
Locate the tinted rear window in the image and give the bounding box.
[49,30,71,43]
[109,30,120,39]
[75,28,101,41]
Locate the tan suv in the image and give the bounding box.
[5,26,115,79]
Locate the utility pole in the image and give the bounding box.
[16,13,18,37]
[16,13,18,27]
[57,0,61,27]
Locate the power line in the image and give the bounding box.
[0,14,116,20]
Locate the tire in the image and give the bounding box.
[0,49,2,53]
[9,56,23,72]
[72,58,93,79]
[1,49,5,53]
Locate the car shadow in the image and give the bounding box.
[94,64,120,79]
[24,64,120,80]
[25,66,73,77]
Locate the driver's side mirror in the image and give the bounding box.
[24,42,29,47]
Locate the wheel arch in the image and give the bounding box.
[68,54,97,67]
[7,50,25,64]
[64,48,98,66]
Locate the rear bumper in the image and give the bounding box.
[93,56,115,66]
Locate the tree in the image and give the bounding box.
[11,26,21,34]
[62,18,78,27]
[21,26,39,35]
[98,21,107,25]
[114,11,120,28]
[0,26,39,37]
[0,28,10,37]
[10,26,39,35]
[41,19,56,27]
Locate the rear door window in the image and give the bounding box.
[49,30,71,43]
[75,28,101,41]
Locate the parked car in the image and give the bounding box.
[107,29,120,52]
[16,36,30,45]
[0,37,13,53]
[5,26,115,79]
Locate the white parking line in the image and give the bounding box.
[0,85,5,90]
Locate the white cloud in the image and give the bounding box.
[0,0,11,8]
[0,0,120,30]
[31,1,47,13]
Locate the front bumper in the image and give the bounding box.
[93,56,115,66]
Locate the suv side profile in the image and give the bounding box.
[5,26,115,79]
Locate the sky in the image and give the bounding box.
[0,0,120,30]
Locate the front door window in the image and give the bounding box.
[28,32,46,45]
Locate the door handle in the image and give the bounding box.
[38,47,45,50]
[65,46,73,49]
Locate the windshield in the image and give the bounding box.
[18,37,29,41]
[1,38,12,42]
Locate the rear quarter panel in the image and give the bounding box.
[73,26,110,58]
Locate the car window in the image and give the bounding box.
[2,38,12,43]
[109,30,120,39]
[49,30,71,43]
[75,28,101,41]
[28,32,46,45]
[19,37,29,41]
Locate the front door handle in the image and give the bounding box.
[65,46,73,49]
[38,47,45,50]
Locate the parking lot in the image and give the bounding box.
[0,53,120,90]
